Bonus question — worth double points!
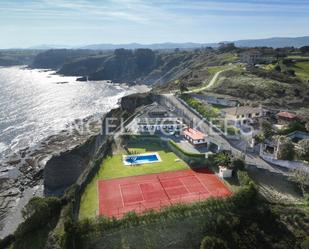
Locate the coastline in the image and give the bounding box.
[0,83,150,238]
[0,115,104,237]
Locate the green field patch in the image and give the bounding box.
[292,61,309,81]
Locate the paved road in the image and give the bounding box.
[158,94,288,175]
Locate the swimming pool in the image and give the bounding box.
[123,153,161,166]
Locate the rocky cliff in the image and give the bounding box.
[43,92,153,195]
[31,48,236,86]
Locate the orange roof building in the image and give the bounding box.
[277,111,297,119]
[277,112,298,124]
[183,128,207,146]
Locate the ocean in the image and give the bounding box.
[0,66,140,168]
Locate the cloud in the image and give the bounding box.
[2,0,308,25]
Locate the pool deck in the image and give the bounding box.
[123,152,162,166]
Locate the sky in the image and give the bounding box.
[0,0,309,48]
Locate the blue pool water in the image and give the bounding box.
[124,154,160,165]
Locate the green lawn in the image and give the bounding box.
[79,138,189,220]
[292,61,309,81]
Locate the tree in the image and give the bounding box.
[300,46,309,54]
[200,236,228,249]
[16,197,61,238]
[232,158,245,171]
[289,168,309,195]
[301,237,309,249]
[298,140,309,161]
[275,64,281,72]
[179,82,189,93]
[277,137,295,160]
[261,120,274,139]
[213,152,232,167]
[286,69,296,76]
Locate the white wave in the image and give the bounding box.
[0,142,7,153]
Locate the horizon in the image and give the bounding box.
[12,35,309,50]
[1,0,309,49]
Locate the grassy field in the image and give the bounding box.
[292,61,309,81]
[79,138,189,220]
[263,56,309,82]
[208,67,309,108]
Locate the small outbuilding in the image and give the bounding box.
[183,128,207,146]
[218,166,233,178]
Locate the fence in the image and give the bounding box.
[110,190,227,219]
[260,152,309,172]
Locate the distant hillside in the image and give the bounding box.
[31,49,97,69]
[233,36,309,48]
[28,44,75,50]
[80,36,309,50]
[80,42,218,50]
[0,50,39,66]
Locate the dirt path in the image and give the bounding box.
[185,68,229,94]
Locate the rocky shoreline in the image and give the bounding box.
[0,114,108,237]
[0,87,151,238]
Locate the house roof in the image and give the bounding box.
[222,106,263,116]
[277,111,298,120]
[183,128,206,140]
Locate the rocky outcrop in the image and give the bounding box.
[121,92,153,113]
[43,92,152,195]
[31,49,96,69]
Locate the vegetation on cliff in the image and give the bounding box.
[0,50,39,66]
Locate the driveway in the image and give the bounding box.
[176,138,208,154]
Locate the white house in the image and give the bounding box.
[183,128,208,146]
[240,50,262,65]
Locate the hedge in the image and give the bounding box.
[168,140,205,158]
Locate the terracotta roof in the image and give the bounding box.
[277,111,297,119]
[183,128,206,140]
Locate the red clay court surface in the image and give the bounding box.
[98,169,232,218]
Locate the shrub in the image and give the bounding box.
[168,140,205,158]
[298,140,309,161]
[275,64,281,72]
[15,197,61,238]
[277,137,295,161]
[232,183,258,208]
[237,170,252,186]
[301,237,309,249]
[232,159,245,171]
[261,120,274,139]
[180,94,220,120]
[289,168,309,195]
[200,236,227,249]
[212,152,232,168]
